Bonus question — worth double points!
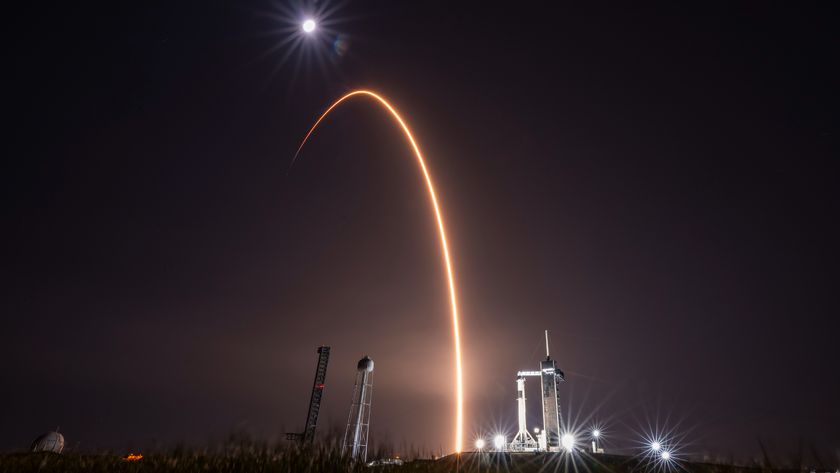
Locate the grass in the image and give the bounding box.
[0,442,359,473]
[0,441,812,473]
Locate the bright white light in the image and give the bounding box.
[651,441,662,452]
[533,427,540,433]
[661,451,671,461]
[475,439,485,450]
[592,429,601,438]
[302,19,316,33]
[493,435,506,451]
[561,433,576,452]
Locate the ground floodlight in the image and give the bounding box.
[651,441,662,452]
[475,438,485,450]
[493,435,506,451]
[561,433,575,452]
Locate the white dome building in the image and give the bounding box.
[31,431,64,454]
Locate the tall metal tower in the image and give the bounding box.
[287,346,331,444]
[540,330,565,450]
[343,356,374,462]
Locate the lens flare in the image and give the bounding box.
[291,90,465,453]
[561,433,576,452]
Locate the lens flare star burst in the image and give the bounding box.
[302,18,316,33]
[291,90,465,453]
[253,0,349,85]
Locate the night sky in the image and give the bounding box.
[3,0,838,463]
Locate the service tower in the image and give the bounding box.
[540,330,565,450]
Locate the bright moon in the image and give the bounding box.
[302,19,316,33]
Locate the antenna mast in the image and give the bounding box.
[545,330,550,358]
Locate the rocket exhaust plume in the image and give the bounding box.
[291,90,465,453]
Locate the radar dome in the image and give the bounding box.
[31,431,64,454]
[357,356,374,372]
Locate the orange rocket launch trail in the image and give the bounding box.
[292,90,465,453]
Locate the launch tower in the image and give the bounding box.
[540,331,565,450]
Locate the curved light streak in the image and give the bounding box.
[292,90,464,453]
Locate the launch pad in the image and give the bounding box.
[508,331,566,453]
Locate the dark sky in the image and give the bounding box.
[3,0,838,463]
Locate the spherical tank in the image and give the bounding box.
[357,356,374,372]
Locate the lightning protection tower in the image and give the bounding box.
[540,330,565,450]
[343,356,374,462]
[287,346,330,444]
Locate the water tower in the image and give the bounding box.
[343,356,374,462]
